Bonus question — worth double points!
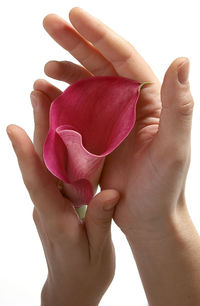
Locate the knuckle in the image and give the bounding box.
[32,208,40,226]
[171,152,187,167]
[92,214,111,229]
[24,178,43,196]
[177,94,194,117]
[154,144,190,172]
[23,175,52,199]
[32,208,37,222]
[166,147,190,169]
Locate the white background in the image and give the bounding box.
[1,0,200,305]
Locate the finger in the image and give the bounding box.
[31,81,62,163]
[151,58,194,163]
[69,7,159,83]
[33,79,62,100]
[6,124,76,220]
[43,14,117,76]
[31,83,60,181]
[30,90,51,160]
[85,189,120,256]
[44,60,92,84]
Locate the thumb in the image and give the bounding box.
[152,57,194,160]
[85,189,120,254]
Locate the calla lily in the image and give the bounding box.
[43,76,145,207]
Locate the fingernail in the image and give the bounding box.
[178,59,190,84]
[30,93,38,109]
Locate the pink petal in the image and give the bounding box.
[43,76,142,207]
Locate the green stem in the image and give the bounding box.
[139,81,153,92]
[75,205,87,219]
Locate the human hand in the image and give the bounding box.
[6,124,120,306]
[35,7,193,236]
[32,8,200,306]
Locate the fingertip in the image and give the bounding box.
[6,124,23,138]
[33,79,46,91]
[6,125,16,144]
[43,13,69,34]
[6,124,14,136]
[44,60,59,76]
[161,57,191,99]
[171,57,189,71]
[43,14,50,29]
[69,7,83,17]
[101,189,120,200]
[43,13,57,28]
[103,189,120,211]
[91,189,120,211]
[6,125,31,156]
[105,189,120,201]
[69,7,86,25]
[176,57,189,67]
[164,57,190,82]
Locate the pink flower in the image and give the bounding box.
[43,76,143,207]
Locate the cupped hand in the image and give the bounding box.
[7,123,120,306]
[34,7,194,235]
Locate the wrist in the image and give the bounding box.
[125,202,193,244]
[125,204,200,306]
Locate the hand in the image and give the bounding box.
[31,8,200,306]
[34,7,193,236]
[7,124,120,306]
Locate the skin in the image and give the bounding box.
[7,123,120,306]
[37,7,192,232]
[7,7,200,306]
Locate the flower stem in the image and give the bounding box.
[75,205,87,219]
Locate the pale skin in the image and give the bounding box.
[7,7,200,306]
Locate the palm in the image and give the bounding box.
[99,85,162,230]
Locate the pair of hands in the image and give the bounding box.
[7,7,194,306]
